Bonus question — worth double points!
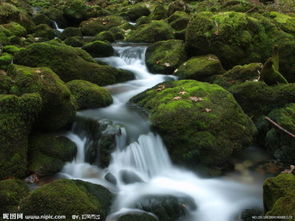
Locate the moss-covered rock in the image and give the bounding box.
[185,11,294,69]
[67,80,113,110]
[0,2,32,26]
[266,11,295,34]
[32,24,56,41]
[0,93,42,179]
[120,4,150,22]
[82,40,114,57]
[229,81,295,118]
[0,53,13,70]
[167,0,189,16]
[95,30,115,42]
[256,103,295,165]
[213,63,262,88]
[126,20,174,43]
[8,64,76,131]
[3,45,24,54]
[64,36,84,47]
[0,179,29,214]
[60,27,82,40]
[118,213,157,221]
[2,22,26,36]
[175,55,224,82]
[14,41,134,86]
[150,5,168,20]
[146,39,187,74]
[131,80,256,168]
[80,15,126,36]
[21,179,113,220]
[263,174,295,216]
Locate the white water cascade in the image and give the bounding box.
[60,44,263,221]
[53,21,64,33]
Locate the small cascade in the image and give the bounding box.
[52,21,64,33]
[60,43,263,221]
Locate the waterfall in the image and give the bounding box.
[52,21,64,33]
[59,44,263,221]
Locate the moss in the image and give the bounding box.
[21,179,112,220]
[3,45,24,54]
[0,53,13,70]
[146,39,187,74]
[257,103,295,165]
[266,11,295,34]
[150,5,168,20]
[95,31,115,42]
[131,80,256,168]
[263,174,295,215]
[80,15,126,36]
[120,4,150,22]
[213,63,262,88]
[0,2,32,26]
[167,0,189,16]
[14,41,134,86]
[32,24,56,40]
[185,11,294,69]
[0,179,29,214]
[229,81,295,118]
[221,0,262,12]
[2,22,26,36]
[60,27,82,40]
[126,20,174,43]
[82,40,114,57]
[0,93,42,179]
[118,214,158,221]
[64,36,84,47]
[67,80,113,110]
[175,55,225,82]
[0,75,14,93]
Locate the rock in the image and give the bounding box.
[146,39,187,75]
[80,15,126,36]
[0,93,42,179]
[3,45,24,54]
[126,21,174,43]
[0,179,29,214]
[150,5,168,20]
[66,80,113,110]
[2,22,26,37]
[240,208,263,221]
[82,40,114,57]
[20,179,113,220]
[64,36,85,47]
[260,46,288,85]
[167,0,188,16]
[7,64,76,131]
[131,80,256,168]
[133,194,196,221]
[104,172,117,185]
[0,53,13,70]
[28,134,77,177]
[185,11,294,69]
[263,174,295,216]
[118,213,158,221]
[14,41,134,86]
[213,63,262,88]
[60,27,82,40]
[229,81,295,118]
[175,55,225,82]
[32,24,56,41]
[256,103,295,165]
[266,12,295,35]
[120,4,150,22]
[278,39,295,82]
[95,31,116,42]
[120,170,144,184]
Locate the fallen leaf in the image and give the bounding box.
[189,96,204,102]
[156,84,166,92]
[173,96,182,100]
[204,108,212,113]
[179,91,187,95]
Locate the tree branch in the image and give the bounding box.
[265,116,295,138]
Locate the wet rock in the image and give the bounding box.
[120,170,144,184]
[240,208,263,221]
[82,40,114,57]
[104,172,117,185]
[120,4,150,22]
[133,194,196,221]
[60,27,82,40]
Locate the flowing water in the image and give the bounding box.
[59,44,264,221]
[53,21,64,33]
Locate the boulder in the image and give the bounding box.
[0,93,42,179]
[64,36,84,47]
[175,55,224,82]
[131,80,256,168]
[134,194,196,221]
[66,80,113,110]
[0,179,29,214]
[82,40,114,57]
[213,63,261,88]
[80,15,126,36]
[256,103,295,165]
[120,4,150,22]
[150,5,168,20]
[32,24,56,41]
[60,27,82,40]
[20,179,113,220]
[14,41,134,86]
[185,11,294,69]
[8,64,76,131]
[263,174,295,216]
[229,81,295,118]
[146,39,187,74]
[126,21,174,43]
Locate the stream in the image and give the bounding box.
[58,43,264,221]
